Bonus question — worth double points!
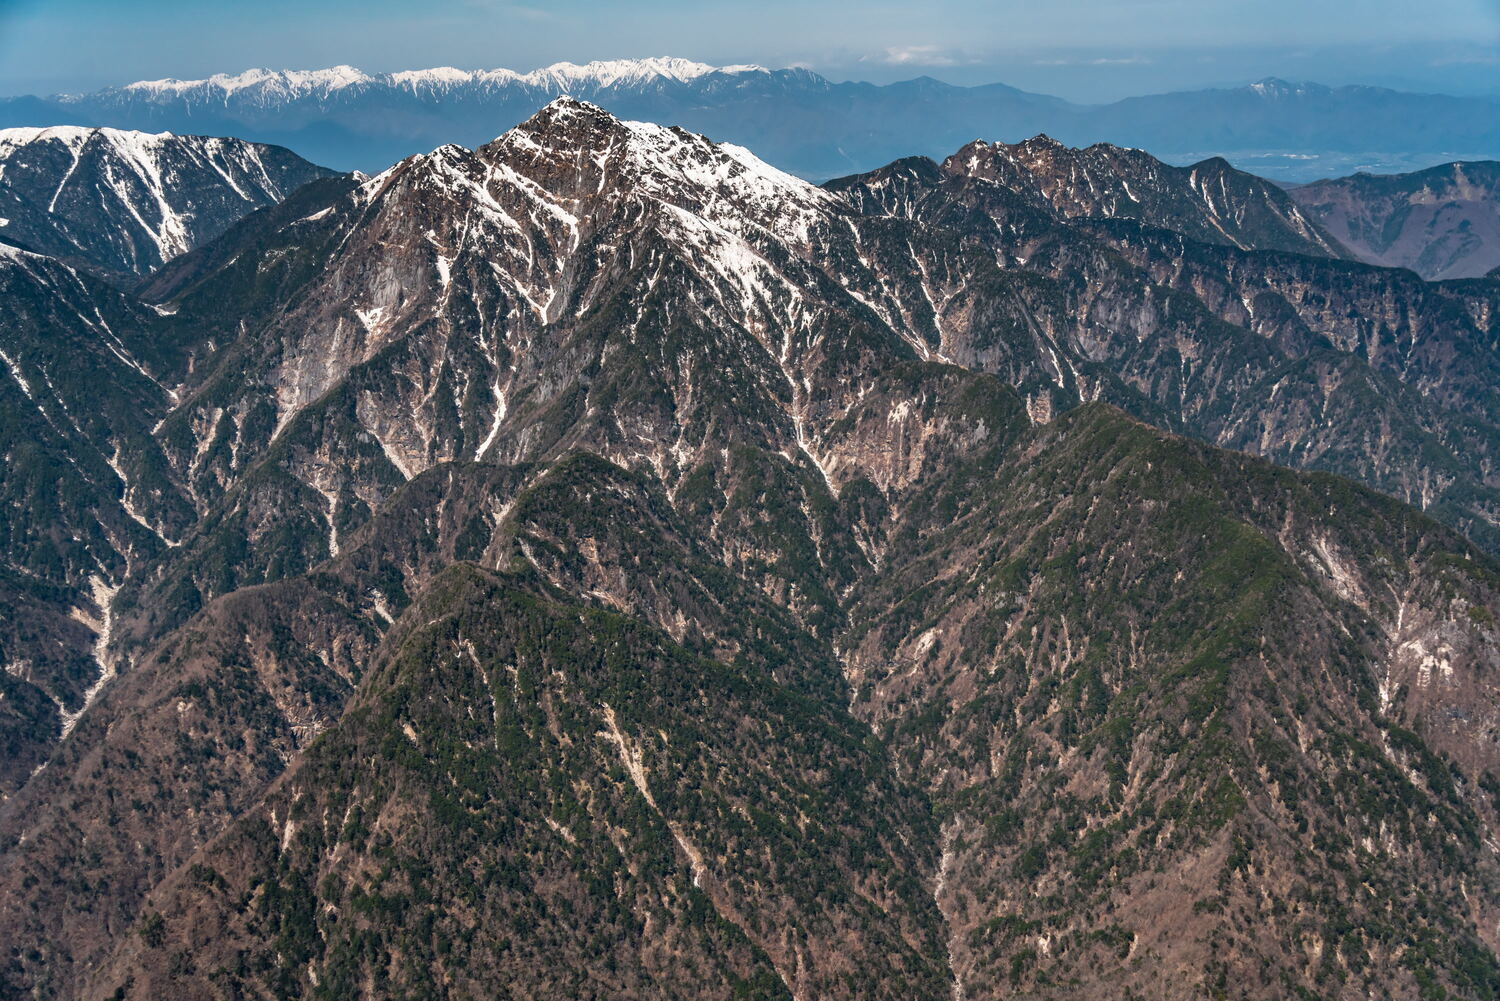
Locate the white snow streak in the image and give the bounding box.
[0,347,33,399]
[59,576,120,738]
[474,378,508,461]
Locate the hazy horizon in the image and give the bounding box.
[2,0,1498,102]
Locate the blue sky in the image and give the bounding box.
[2,0,1498,100]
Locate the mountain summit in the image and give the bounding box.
[944,135,1353,258]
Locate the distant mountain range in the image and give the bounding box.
[4,58,1499,181]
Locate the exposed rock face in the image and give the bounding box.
[1,100,1498,1001]
[1290,160,1500,280]
[0,126,334,279]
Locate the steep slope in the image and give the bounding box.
[105,97,926,657]
[0,435,957,1000]
[48,397,1500,1001]
[1290,161,1500,279]
[89,563,949,1001]
[63,98,1500,675]
[0,126,334,279]
[830,146,1500,555]
[0,102,937,996]
[842,403,1500,1000]
[946,134,1353,258]
[0,241,198,794]
[0,131,324,794]
[0,97,1493,774]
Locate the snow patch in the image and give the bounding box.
[0,347,33,399]
[105,445,175,544]
[474,378,508,461]
[59,576,121,738]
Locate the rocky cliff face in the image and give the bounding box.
[1,101,1498,1001]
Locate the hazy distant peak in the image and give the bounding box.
[1248,76,1297,96]
[1245,77,1343,99]
[121,65,375,97]
[113,58,772,101]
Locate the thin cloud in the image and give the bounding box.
[461,1,556,19]
[1430,52,1500,65]
[880,45,963,67]
[1034,55,1154,66]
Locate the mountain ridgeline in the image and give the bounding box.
[0,100,1498,1001]
[1289,160,1500,280]
[4,59,1500,181]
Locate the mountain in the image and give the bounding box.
[937,134,1354,258]
[0,240,205,793]
[0,130,331,786]
[1,100,1499,1001]
[0,126,335,279]
[828,141,1500,557]
[1289,161,1500,279]
[5,60,1499,181]
[1097,78,1500,166]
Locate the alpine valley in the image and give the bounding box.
[1,93,1499,1001]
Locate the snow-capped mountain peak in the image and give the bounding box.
[0,126,334,276]
[488,98,835,240]
[0,124,140,149]
[500,56,765,89]
[111,58,769,104]
[507,98,811,182]
[121,65,375,99]
[230,98,885,436]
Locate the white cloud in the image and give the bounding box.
[880,45,962,66]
